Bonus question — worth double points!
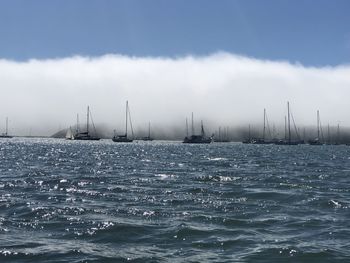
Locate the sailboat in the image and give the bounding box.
[274,102,302,145]
[335,124,341,145]
[308,110,323,145]
[112,101,134,143]
[242,124,252,144]
[141,122,154,141]
[214,126,230,142]
[73,106,100,141]
[183,113,212,144]
[330,123,341,145]
[0,117,13,138]
[65,126,74,140]
[251,108,273,144]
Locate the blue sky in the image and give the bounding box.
[0,0,349,66]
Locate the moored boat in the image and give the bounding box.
[308,110,323,145]
[72,106,100,141]
[140,122,153,141]
[0,117,13,138]
[112,101,134,143]
[183,113,212,144]
[274,102,303,145]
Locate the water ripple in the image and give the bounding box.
[0,138,350,262]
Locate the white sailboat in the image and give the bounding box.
[65,126,74,140]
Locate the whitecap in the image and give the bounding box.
[143,211,155,216]
[208,157,228,161]
[155,174,176,179]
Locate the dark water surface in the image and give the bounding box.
[0,138,349,262]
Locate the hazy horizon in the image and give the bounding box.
[0,52,349,137]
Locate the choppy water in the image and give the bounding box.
[0,138,350,262]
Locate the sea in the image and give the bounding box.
[0,138,349,262]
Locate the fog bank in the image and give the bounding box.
[0,52,349,136]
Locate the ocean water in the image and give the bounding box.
[0,138,350,262]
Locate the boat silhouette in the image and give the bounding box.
[112,101,134,143]
[183,113,212,144]
[308,110,323,145]
[71,106,100,141]
[0,117,13,138]
[140,122,153,141]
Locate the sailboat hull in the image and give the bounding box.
[183,135,212,144]
[112,135,133,143]
[308,139,323,145]
[74,135,100,141]
[274,140,299,145]
[0,135,13,138]
[141,137,153,141]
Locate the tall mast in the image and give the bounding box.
[327,124,330,144]
[191,112,194,135]
[186,118,189,137]
[219,126,221,141]
[337,123,340,144]
[287,102,291,143]
[201,120,204,136]
[148,121,151,138]
[248,124,251,140]
[5,117,8,136]
[263,108,266,141]
[76,114,80,133]
[86,106,89,135]
[284,116,287,141]
[125,101,128,137]
[317,110,320,139]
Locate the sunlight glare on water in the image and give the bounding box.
[0,138,349,262]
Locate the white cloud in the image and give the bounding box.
[0,52,349,137]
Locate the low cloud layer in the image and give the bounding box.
[0,52,349,137]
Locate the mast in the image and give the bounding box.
[191,112,194,136]
[219,126,221,141]
[76,114,80,134]
[263,108,266,141]
[86,106,89,135]
[201,120,205,136]
[287,102,291,143]
[248,124,251,140]
[337,123,340,144]
[284,116,287,141]
[148,121,151,138]
[186,118,189,137]
[5,117,8,136]
[327,124,330,144]
[125,101,128,137]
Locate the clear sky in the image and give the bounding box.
[0,0,349,66]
